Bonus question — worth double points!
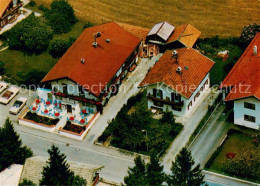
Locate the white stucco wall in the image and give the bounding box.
[234,97,260,130]
[146,73,210,117]
[51,79,97,100]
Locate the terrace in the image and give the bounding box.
[28,98,95,126]
[19,97,99,140]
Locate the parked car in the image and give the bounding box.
[0,86,20,104]
[9,97,28,115]
[0,81,8,94]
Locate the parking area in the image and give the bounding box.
[0,85,34,127]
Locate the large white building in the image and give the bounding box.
[39,22,141,115]
[221,33,260,130]
[139,48,215,117]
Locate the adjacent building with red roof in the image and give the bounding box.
[0,0,22,29]
[139,47,214,117]
[40,22,141,114]
[220,33,260,129]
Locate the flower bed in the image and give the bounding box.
[24,111,59,126]
[63,121,85,134]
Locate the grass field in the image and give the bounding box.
[34,0,259,37]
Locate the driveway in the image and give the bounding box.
[188,104,232,166]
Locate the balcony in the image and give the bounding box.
[2,2,23,19]
[147,93,184,107]
[54,92,101,106]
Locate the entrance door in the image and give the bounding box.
[67,105,72,113]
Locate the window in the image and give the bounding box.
[152,89,163,107]
[172,105,182,111]
[171,92,181,102]
[153,89,163,99]
[244,115,256,123]
[62,84,68,94]
[244,102,255,110]
[188,101,192,110]
[78,86,85,95]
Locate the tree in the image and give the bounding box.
[6,14,53,53]
[146,153,165,185]
[240,23,260,47]
[168,148,205,186]
[17,69,47,88]
[49,39,69,58]
[0,118,33,171]
[224,146,260,180]
[40,145,86,185]
[124,156,147,185]
[19,179,36,186]
[44,0,78,34]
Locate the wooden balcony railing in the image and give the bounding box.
[147,93,184,107]
[2,2,23,19]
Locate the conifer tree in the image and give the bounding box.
[40,145,87,185]
[40,145,75,185]
[124,156,147,185]
[146,153,165,185]
[168,148,205,186]
[0,118,32,171]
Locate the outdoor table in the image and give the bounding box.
[55,113,60,117]
[44,110,49,114]
[46,101,51,105]
[36,99,40,104]
[80,119,85,124]
[32,107,36,111]
[70,117,74,121]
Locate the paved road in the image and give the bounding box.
[163,89,219,168]
[188,104,232,167]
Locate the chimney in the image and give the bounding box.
[172,50,178,64]
[253,45,257,56]
[81,58,85,64]
[93,32,102,48]
[176,66,182,74]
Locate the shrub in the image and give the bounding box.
[19,179,36,186]
[6,14,53,53]
[44,0,78,34]
[29,1,36,7]
[38,4,48,12]
[0,60,5,75]
[17,69,47,88]
[84,22,94,29]
[205,146,223,169]
[240,23,260,48]
[24,112,59,126]
[49,39,69,58]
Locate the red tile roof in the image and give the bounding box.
[117,22,150,40]
[167,24,201,47]
[220,33,260,101]
[0,0,11,18]
[42,22,141,97]
[139,48,215,98]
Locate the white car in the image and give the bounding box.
[9,97,28,115]
[0,86,20,105]
[0,81,8,94]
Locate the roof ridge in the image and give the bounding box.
[222,33,260,86]
[156,21,165,35]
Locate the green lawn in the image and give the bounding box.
[210,57,228,86]
[206,131,260,183]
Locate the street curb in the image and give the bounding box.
[203,170,259,186]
